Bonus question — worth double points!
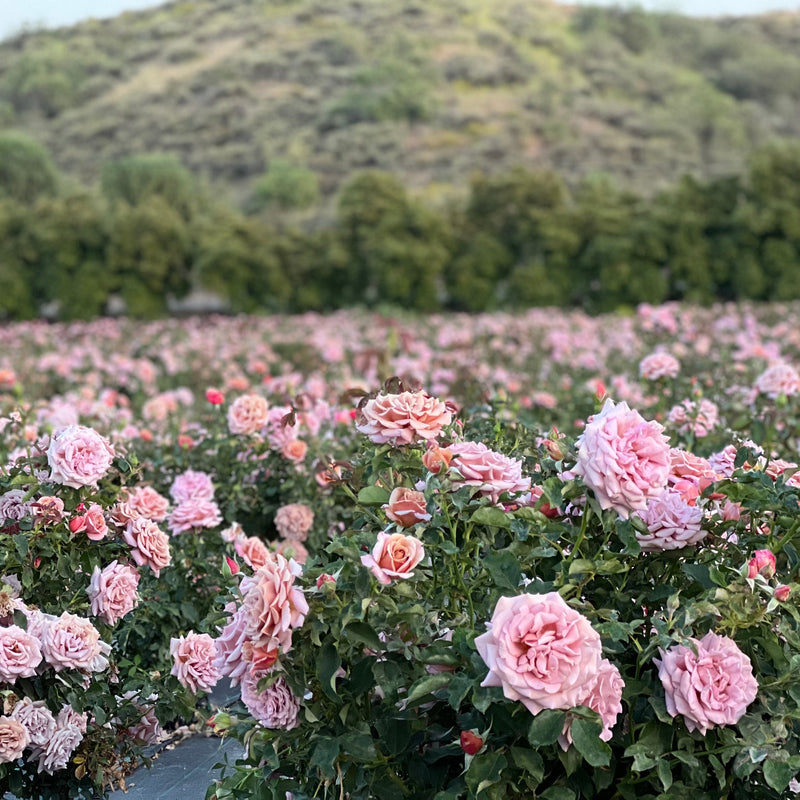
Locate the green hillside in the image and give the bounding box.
[2,0,800,208]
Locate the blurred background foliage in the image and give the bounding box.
[2,0,800,318]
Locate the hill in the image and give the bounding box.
[2,0,800,208]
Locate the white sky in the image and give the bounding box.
[0,0,798,41]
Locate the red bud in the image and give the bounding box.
[460,731,483,755]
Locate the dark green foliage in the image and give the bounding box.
[250,160,319,212]
[0,132,59,204]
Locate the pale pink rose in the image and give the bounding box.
[356,391,452,445]
[241,555,308,653]
[87,561,140,625]
[214,606,250,687]
[668,399,718,438]
[168,499,223,535]
[83,504,108,541]
[266,404,299,449]
[656,631,758,735]
[109,500,140,528]
[273,539,308,565]
[281,439,307,463]
[764,458,800,487]
[360,532,425,585]
[127,486,170,522]
[170,470,215,504]
[0,716,29,763]
[227,393,269,435]
[240,672,300,729]
[221,521,246,544]
[123,517,172,577]
[126,702,162,744]
[559,658,624,749]
[56,705,88,734]
[574,399,670,518]
[31,496,65,525]
[669,449,718,493]
[639,352,680,380]
[46,425,114,489]
[0,490,32,521]
[10,699,55,748]
[35,720,82,774]
[475,593,602,716]
[170,631,220,694]
[755,362,800,399]
[383,487,431,527]
[235,536,271,570]
[634,488,705,551]
[0,625,43,682]
[449,442,531,504]
[41,612,103,672]
[274,503,314,541]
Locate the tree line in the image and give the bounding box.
[2,131,800,320]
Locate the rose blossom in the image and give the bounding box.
[87,561,140,625]
[634,488,705,551]
[273,538,308,565]
[214,606,250,687]
[127,486,170,522]
[422,442,453,473]
[109,500,140,528]
[227,393,269,435]
[639,351,680,380]
[123,517,172,577]
[56,705,88,734]
[170,631,220,694]
[168,499,223,535]
[0,625,43,682]
[0,716,29,763]
[668,398,719,438]
[383,487,431,527]
[35,719,83,774]
[449,441,531,504]
[559,658,624,749]
[240,672,300,729]
[83,503,108,541]
[356,391,452,445]
[748,549,776,579]
[574,399,670,518]
[281,439,307,463]
[0,490,32,522]
[41,612,104,672]
[656,631,758,735]
[46,425,114,489]
[475,592,602,716]
[241,555,308,653]
[361,532,425,585]
[170,470,215,503]
[274,503,314,541]
[235,536,271,570]
[10,699,55,748]
[31,496,65,525]
[755,362,800,399]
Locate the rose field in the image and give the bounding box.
[3,302,800,800]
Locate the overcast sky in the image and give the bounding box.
[1,0,798,41]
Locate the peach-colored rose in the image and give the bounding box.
[273,539,308,564]
[83,503,108,541]
[123,517,172,577]
[127,485,170,522]
[281,439,307,463]
[235,536,271,570]
[0,716,29,763]
[228,393,269,435]
[41,612,103,672]
[170,631,220,694]
[0,624,42,682]
[383,488,431,527]
[360,532,425,585]
[87,561,140,625]
[475,592,602,716]
[168,499,223,535]
[31,496,65,525]
[356,391,452,445]
[274,503,314,541]
[109,500,140,528]
[46,425,114,489]
[422,442,453,473]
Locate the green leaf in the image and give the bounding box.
[344,621,382,651]
[447,674,472,709]
[374,719,411,756]
[339,731,376,761]
[657,758,673,791]
[570,718,610,767]
[509,747,544,783]
[539,788,575,800]
[470,506,512,529]
[484,552,521,591]
[310,736,339,779]
[404,673,451,707]
[317,641,341,701]
[614,519,641,555]
[568,559,595,577]
[357,486,390,505]
[763,758,794,793]
[681,563,713,589]
[528,709,566,747]
[465,752,507,796]
[13,533,27,559]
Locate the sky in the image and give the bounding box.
[0,0,798,41]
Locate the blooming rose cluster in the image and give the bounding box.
[227,393,269,435]
[168,470,222,536]
[449,441,531,505]
[9,703,88,774]
[635,488,705,551]
[170,632,220,694]
[46,425,115,489]
[361,531,426,585]
[356,391,452,446]
[754,362,800,400]
[639,351,680,380]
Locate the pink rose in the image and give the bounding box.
[0,625,43,682]
[241,555,308,653]
[634,488,705,551]
[214,606,250,687]
[46,425,115,489]
[168,499,223,535]
[748,549,776,579]
[35,716,83,774]
[639,351,680,380]
[574,399,670,518]
[475,592,602,716]
[0,716,29,763]
[83,504,108,542]
[0,490,32,521]
[240,672,300,730]
[356,391,452,445]
[274,503,314,541]
[273,539,308,565]
[41,612,103,672]
[227,393,269,435]
[87,560,140,625]
[10,698,55,748]
[360,532,425,585]
[123,517,172,577]
[755,362,800,399]
[170,470,215,504]
[449,442,531,504]
[668,399,718,438]
[235,536,271,570]
[383,487,431,527]
[656,631,758,735]
[31,496,65,525]
[170,631,220,694]
[127,486,170,522]
[281,439,307,463]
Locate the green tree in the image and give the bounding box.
[0,132,59,204]
[250,160,319,212]
[0,200,39,319]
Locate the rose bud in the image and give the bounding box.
[69,516,88,534]
[205,388,225,405]
[460,731,483,755]
[316,573,336,590]
[775,584,792,602]
[224,556,240,575]
[422,443,453,474]
[748,549,776,580]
